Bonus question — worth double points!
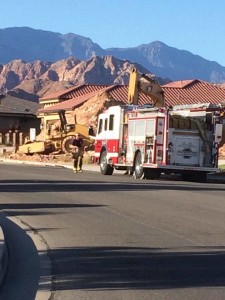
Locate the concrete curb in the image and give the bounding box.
[0,158,100,172]
[0,226,8,288]
[0,157,225,181]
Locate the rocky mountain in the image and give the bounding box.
[105,42,225,83]
[0,56,166,99]
[1,27,225,83]
[0,27,105,63]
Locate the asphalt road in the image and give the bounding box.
[0,163,225,300]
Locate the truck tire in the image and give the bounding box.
[134,151,144,179]
[62,135,75,153]
[100,151,114,175]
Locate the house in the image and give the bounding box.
[38,84,109,131]
[0,95,41,138]
[39,84,109,109]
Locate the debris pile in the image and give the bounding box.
[68,90,124,131]
[3,150,94,165]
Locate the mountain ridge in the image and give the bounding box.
[1,27,225,84]
[1,26,225,101]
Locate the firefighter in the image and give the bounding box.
[70,133,84,173]
[88,125,95,136]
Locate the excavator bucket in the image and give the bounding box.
[18,140,53,154]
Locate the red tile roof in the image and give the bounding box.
[40,84,108,101]
[38,84,154,114]
[38,86,115,113]
[162,80,225,106]
[107,85,158,106]
[38,80,225,114]
[163,80,196,89]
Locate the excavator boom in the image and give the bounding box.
[128,68,165,107]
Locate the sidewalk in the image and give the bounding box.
[0,157,100,172]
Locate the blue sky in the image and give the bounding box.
[1,0,225,65]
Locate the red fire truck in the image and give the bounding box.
[94,70,225,181]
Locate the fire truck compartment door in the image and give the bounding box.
[174,136,200,166]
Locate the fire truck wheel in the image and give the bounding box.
[134,151,144,179]
[100,151,114,175]
[62,135,75,153]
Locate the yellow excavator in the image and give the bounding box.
[128,68,165,107]
[18,110,94,154]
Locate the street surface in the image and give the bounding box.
[0,163,225,300]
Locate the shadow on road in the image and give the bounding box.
[46,245,225,291]
[2,222,225,296]
[0,179,224,193]
[0,203,105,217]
[1,215,225,297]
